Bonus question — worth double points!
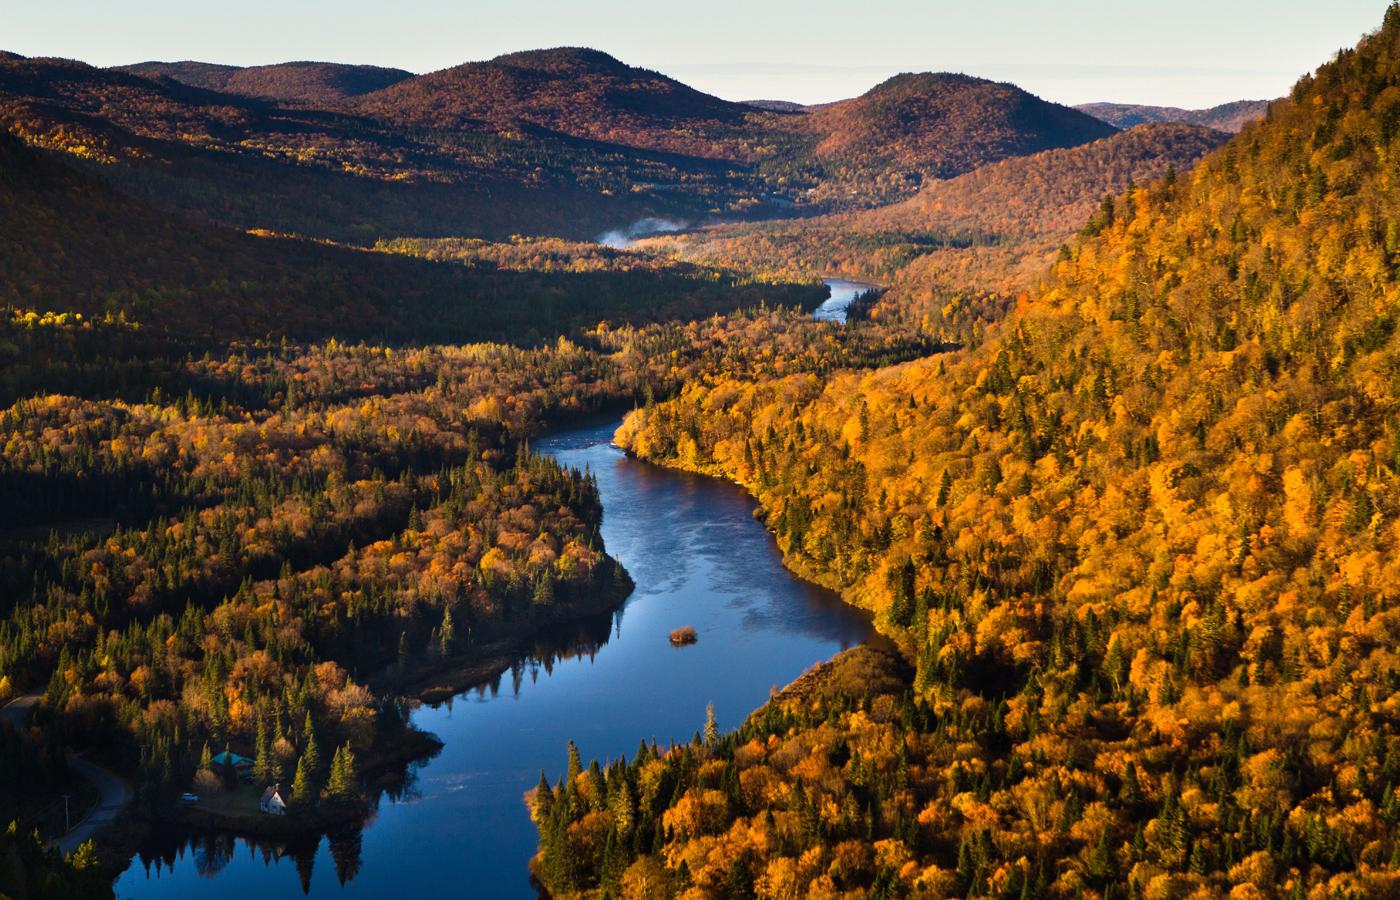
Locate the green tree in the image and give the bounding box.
[439,606,456,656]
[290,754,316,809]
[326,743,358,801]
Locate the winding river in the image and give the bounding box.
[115,418,873,898]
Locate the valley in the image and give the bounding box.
[2,6,1399,899]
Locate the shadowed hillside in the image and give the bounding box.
[118,60,414,105]
[0,129,822,345]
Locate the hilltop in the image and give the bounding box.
[801,72,1117,203]
[353,47,770,159]
[0,52,761,242]
[0,48,1133,239]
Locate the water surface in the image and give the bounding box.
[116,418,872,899]
[813,277,880,323]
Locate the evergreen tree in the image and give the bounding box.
[302,711,321,782]
[253,713,274,785]
[566,740,582,787]
[326,743,358,801]
[290,753,316,809]
[439,606,456,656]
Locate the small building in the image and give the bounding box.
[260,784,288,816]
[212,751,255,782]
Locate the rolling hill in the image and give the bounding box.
[0,52,765,242]
[861,121,1227,236]
[0,48,1132,239]
[638,122,1225,299]
[800,72,1118,203]
[118,60,414,105]
[1076,98,1273,132]
[354,47,779,160]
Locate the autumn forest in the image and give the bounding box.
[2,5,1399,899]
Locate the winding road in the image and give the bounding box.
[0,694,132,855]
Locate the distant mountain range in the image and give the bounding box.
[0,49,1131,242]
[1076,98,1273,133]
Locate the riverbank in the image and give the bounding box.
[115,417,873,898]
[376,563,635,705]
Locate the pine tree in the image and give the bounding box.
[290,753,316,809]
[253,714,273,784]
[704,702,719,747]
[326,743,358,801]
[439,606,456,656]
[566,740,582,787]
[302,712,321,782]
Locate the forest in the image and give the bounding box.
[532,7,1400,898]
[4,5,1400,899]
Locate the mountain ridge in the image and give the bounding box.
[117,59,414,104]
[1076,97,1273,132]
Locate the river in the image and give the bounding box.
[813,278,880,323]
[115,418,872,898]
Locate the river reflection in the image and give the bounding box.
[116,418,872,899]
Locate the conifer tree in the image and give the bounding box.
[326,743,358,801]
[290,754,316,809]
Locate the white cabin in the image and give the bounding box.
[260,784,288,816]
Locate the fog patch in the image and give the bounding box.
[597,217,687,250]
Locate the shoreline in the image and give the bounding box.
[91,567,636,873]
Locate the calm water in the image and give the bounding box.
[813,277,880,323]
[115,418,872,898]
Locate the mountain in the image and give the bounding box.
[117,60,414,105]
[1077,98,1272,132]
[0,53,765,242]
[801,72,1118,203]
[354,47,773,160]
[0,49,1131,241]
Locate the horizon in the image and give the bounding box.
[5,0,1390,109]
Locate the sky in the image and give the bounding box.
[4,0,1393,108]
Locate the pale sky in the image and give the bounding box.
[3,0,1392,108]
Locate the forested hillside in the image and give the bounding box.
[801,73,1117,205]
[640,123,1226,346]
[0,129,822,345]
[353,48,776,161]
[535,8,1400,897]
[118,60,414,104]
[1077,99,1273,133]
[0,53,761,241]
